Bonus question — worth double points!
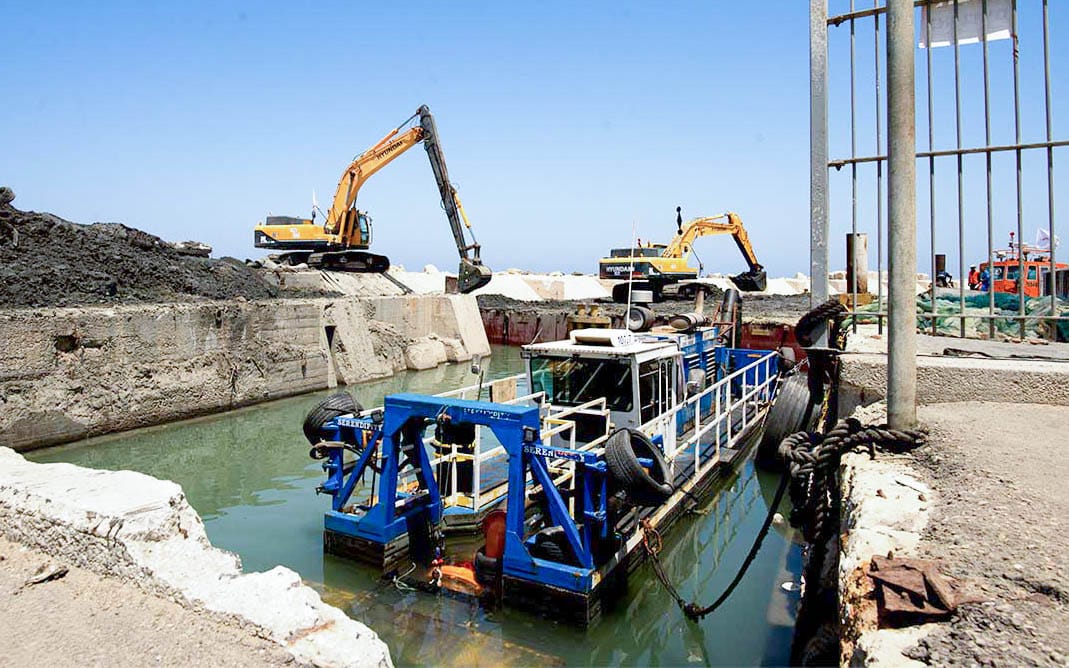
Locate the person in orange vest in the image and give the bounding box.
[968,265,980,290]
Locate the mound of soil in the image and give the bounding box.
[476,290,811,321]
[0,189,280,307]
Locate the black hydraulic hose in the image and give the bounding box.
[683,471,789,621]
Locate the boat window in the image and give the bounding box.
[1028,266,1037,280]
[638,360,673,423]
[1007,266,1019,280]
[993,266,1005,280]
[530,356,633,412]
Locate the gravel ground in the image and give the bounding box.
[0,536,297,667]
[903,402,1069,667]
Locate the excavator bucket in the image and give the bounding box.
[729,268,767,292]
[458,259,493,294]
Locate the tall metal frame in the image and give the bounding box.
[812,0,1065,423]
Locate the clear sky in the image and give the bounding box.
[2,1,1064,279]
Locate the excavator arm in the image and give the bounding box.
[324,115,426,237]
[324,105,490,292]
[417,105,492,293]
[665,207,766,291]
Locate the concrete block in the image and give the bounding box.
[0,448,392,668]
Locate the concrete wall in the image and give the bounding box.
[840,329,1069,407]
[0,447,392,668]
[0,295,490,451]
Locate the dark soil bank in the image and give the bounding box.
[0,188,280,307]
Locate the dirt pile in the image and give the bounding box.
[476,291,811,322]
[0,188,281,307]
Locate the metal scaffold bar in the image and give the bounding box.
[828,139,1069,168]
[811,0,830,319]
[886,0,917,428]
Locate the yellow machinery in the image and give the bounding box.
[599,207,766,302]
[253,105,492,294]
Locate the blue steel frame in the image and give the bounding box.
[313,343,776,593]
[315,392,615,592]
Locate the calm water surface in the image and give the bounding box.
[28,344,801,666]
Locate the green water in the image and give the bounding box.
[27,344,801,666]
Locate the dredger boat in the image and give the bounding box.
[301,291,783,625]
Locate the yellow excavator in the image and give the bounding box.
[599,206,766,302]
[253,105,492,293]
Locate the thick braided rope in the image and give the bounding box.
[778,418,928,542]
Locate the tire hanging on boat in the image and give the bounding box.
[755,373,820,470]
[603,428,673,506]
[302,392,363,445]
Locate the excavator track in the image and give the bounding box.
[308,251,391,273]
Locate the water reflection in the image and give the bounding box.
[26,344,800,666]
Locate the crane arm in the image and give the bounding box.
[663,211,763,272]
[324,117,426,234]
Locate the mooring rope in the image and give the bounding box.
[642,421,926,622]
[638,300,928,622]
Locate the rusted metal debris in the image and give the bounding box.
[868,555,965,626]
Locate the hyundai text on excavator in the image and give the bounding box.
[599,207,766,303]
[253,105,492,294]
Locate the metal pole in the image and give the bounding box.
[874,0,885,334]
[1043,0,1057,330]
[886,0,917,429]
[811,0,830,320]
[850,0,858,330]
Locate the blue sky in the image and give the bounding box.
[2,1,1064,278]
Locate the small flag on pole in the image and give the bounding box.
[1036,228,1060,251]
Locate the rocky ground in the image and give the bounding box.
[903,403,1069,666]
[0,187,328,307]
[0,536,295,667]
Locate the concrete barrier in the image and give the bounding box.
[839,327,1069,406]
[0,295,491,451]
[0,447,392,668]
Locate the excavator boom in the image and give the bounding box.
[324,119,426,237]
[664,208,766,292]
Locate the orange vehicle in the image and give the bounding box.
[979,232,1068,298]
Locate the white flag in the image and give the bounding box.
[1036,227,1060,251]
[919,0,1012,49]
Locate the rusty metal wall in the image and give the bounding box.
[812,0,1066,341]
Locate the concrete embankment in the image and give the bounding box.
[0,293,489,451]
[0,447,392,667]
[832,333,1069,665]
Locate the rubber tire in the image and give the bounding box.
[473,548,501,585]
[302,392,363,445]
[756,373,819,470]
[603,428,673,507]
[530,527,580,566]
[625,305,656,332]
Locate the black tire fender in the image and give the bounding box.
[756,373,819,469]
[603,428,673,507]
[529,526,580,566]
[473,547,501,585]
[302,392,363,445]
